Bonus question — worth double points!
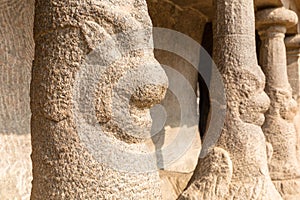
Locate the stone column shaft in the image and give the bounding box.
[285,35,300,99]
[285,34,300,172]
[259,26,291,88]
[256,7,300,199]
[179,0,281,199]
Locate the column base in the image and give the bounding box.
[273,178,300,200]
[178,147,282,200]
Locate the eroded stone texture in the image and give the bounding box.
[256,7,300,199]
[179,0,281,199]
[31,0,167,199]
[0,0,34,198]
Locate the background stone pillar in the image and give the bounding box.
[285,35,300,99]
[146,1,206,199]
[285,34,300,178]
[256,7,300,199]
[179,0,281,199]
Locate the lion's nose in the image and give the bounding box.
[130,84,167,109]
[129,59,168,109]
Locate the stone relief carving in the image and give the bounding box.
[31,0,167,199]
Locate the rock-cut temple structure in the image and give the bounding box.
[1,0,300,199]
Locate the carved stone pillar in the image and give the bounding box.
[256,7,300,199]
[285,34,300,175]
[31,0,167,199]
[179,0,281,199]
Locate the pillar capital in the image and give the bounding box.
[256,7,298,33]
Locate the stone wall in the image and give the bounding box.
[0,0,34,199]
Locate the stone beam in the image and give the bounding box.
[167,0,290,21]
[255,0,285,9]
